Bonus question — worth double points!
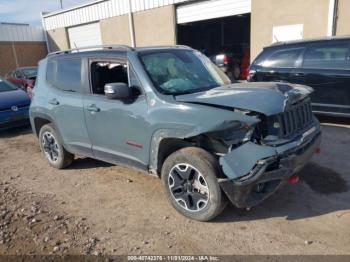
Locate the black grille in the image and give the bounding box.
[278,99,313,137]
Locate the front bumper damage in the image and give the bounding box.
[218,125,321,208]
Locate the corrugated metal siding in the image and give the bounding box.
[177,0,251,24]
[0,24,45,42]
[43,0,192,30]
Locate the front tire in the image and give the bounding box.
[161,147,227,221]
[39,124,74,169]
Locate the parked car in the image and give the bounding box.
[6,66,38,96]
[30,45,321,221]
[210,46,250,81]
[0,77,31,130]
[248,36,350,117]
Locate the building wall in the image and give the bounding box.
[336,0,350,36]
[251,0,330,60]
[0,42,47,76]
[47,27,69,52]
[100,15,131,45]
[133,5,176,46]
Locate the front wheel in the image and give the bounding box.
[161,147,227,221]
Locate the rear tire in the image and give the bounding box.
[39,124,74,169]
[161,147,227,221]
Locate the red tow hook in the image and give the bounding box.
[315,147,321,154]
[288,175,300,184]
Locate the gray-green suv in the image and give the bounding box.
[30,45,321,221]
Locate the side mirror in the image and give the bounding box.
[104,82,130,100]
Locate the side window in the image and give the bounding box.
[47,58,82,92]
[15,70,23,78]
[90,61,128,95]
[302,43,349,70]
[261,48,303,68]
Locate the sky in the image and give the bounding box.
[0,0,91,27]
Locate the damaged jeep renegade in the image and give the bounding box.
[30,45,321,221]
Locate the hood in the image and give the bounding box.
[175,82,313,116]
[0,89,31,111]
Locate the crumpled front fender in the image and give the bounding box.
[219,123,321,179]
[219,142,276,179]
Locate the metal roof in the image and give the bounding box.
[0,23,45,42]
[42,0,193,31]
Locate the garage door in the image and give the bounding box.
[67,23,102,48]
[177,0,251,24]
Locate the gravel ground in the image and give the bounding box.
[0,118,349,255]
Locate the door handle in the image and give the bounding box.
[87,104,100,112]
[48,98,59,105]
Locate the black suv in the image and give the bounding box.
[248,37,350,117]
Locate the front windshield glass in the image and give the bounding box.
[0,78,18,92]
[139,49,231,95]
[22,67,37,78]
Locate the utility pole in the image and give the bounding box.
[128,0,135,47]
[60,0,63,9]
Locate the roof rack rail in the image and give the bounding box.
[48,45,133,56]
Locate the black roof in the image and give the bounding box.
[267,35,350,49]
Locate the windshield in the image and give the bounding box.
[139,49,231,95]
[0,78,18,92]
[22,67,37,78]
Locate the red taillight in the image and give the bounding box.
[247,70,256,81]
[288,175,299,184]
[223,55,230,65]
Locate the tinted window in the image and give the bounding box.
[0,78,18,92]
[15,70,23,78]
[261,48,303,68]
[47,58,82,92]
[22,67,37,78]
[303,43,349,69]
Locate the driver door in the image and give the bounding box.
[83,58,150,170]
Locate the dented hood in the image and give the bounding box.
[175,82,313,116]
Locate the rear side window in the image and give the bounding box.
[261,48,303,68]
[302,43,349,70]
[47,58,82,92]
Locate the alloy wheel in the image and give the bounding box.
[168,163,209,212]
[41,132,59,163]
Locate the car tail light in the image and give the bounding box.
[288,175,299,184]
[240,68,249,80]
[223,55,230,65]
[247,69,256,81]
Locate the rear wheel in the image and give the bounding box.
[161,147,227,221]
[39,124,74,169]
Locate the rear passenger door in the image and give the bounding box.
[255,47,304,82]
[46,57,93,157]
[297,41,350,115]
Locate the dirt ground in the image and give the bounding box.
[0,118,349,255]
